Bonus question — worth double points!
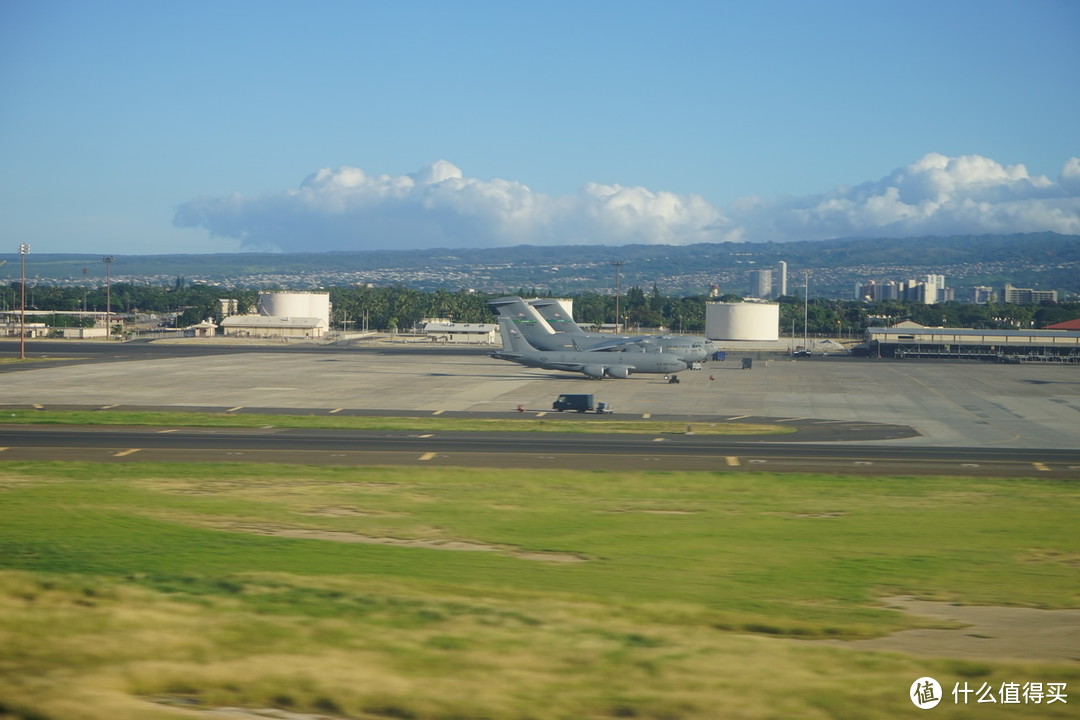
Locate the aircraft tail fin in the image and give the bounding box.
[497,317,535,354]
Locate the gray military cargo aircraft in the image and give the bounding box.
[491,317,687,379]
[488,296,714,363]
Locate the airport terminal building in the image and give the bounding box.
[865,326,1080,362]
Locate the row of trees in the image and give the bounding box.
[5,281,1078,337]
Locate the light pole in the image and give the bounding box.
[803,270,810,351]
[19,244,29,359]
[102,256,115,340]
[611,260,624,333]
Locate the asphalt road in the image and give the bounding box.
[1,423,1077,477]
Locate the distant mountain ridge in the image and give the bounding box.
[4,232,1077,298]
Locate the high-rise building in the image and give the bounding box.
[1002,284,1058,303]
[748,269,772,298]
[777,261,788,298]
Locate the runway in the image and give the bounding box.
[1,424,1077,477]
[2,339,1080,476]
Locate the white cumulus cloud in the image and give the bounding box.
[174,154,1080,251]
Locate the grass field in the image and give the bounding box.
[1,461,1077,719]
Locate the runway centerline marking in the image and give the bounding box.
[725,456,740,467]
[114,449,142,457]
[419,452,437,461]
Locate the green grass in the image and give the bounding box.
[0,409,794,435]
[0,462,1076,719]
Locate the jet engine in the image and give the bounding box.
[605,366,631,379]
[582,365,606,379]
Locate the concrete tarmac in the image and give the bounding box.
[2,341,1079,450]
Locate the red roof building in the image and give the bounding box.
[1045,318,1080,331]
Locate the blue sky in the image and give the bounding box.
[2,0,1078,254]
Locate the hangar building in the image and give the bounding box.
[865,327,1080,362]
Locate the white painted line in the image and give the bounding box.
[642,413,651,419]
[419,452,437,461]
[726,415,749,421]
[652,437,667,442]
[99,404,119,410]
[775,417,803,423]
[113,449,141,457]
[431,410,444,416]
[418,434,433,438]
[328,408,343,414]
[157,429,178,434]
[33,404,44,410]
[226,407,243,413]
[725,456,740,467]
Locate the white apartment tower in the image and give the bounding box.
[777,261,788,298]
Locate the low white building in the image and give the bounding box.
[422,321,498,344]
[221,315,325,339]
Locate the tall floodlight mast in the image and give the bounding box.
[102,256,116,340]
[19,244,29,359]
[611,260,624,333]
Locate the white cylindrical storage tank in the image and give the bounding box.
[258,292,331,329]
[705,302,779,341]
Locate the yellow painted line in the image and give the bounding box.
[418,434,433,438]
[775,417,803,423]
[535,411,548,417]
[328,408,343,414]
[1033,462,1050,472]
[419,452,437,461]
[431,410,444,416]
[157,429,178,434]
[0,447,8,452]
[226,406,243,413]
[652,437,667,442]
[725,456,741,467]
[726,415,749,421]
[114,449,142,457]
[642,413,651,419]
[99,404,119,410]
[33,404,44,409]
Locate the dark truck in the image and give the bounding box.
[552,394,612,413]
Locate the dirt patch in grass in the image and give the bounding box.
[810,596,1080,662]
[213,522,591,564]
